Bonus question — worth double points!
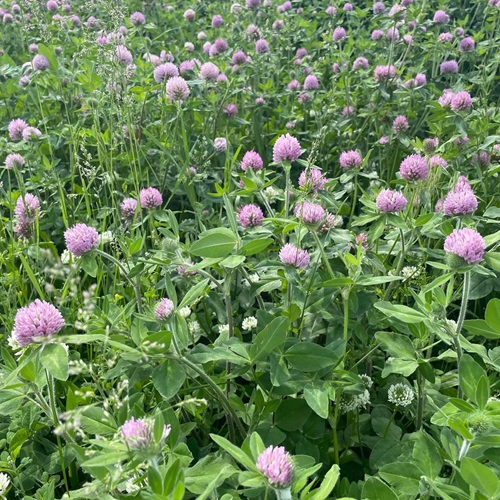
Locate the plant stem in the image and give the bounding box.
[416,371,425,430]
[384,228,406,301]
[312,231,335,278]
[343,288,350,341]
[383,408,397,438]
[94,249,143,313]
[330,390,341,465]
[46,370,70,495]
[454,271,470,398]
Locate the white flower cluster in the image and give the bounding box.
[401,266,421,281]
[242,316,258,331]
[179,306,191,318]
[339,389,371,413]
[0,473,10,496]
[388,383,415,407]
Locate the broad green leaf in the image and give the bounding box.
[412,431,443,479]
[178,278,209,308]
[210,434,257,472]
[82,452,128,468]
[485,298,500,332]
[485,252,500,271]
[448,417,473,440]
[475,375,490,410]
[285,342,343,372]
[306,464,340,500]
[356,275,403,286]
[381,358,419,378]
[148,464,164,495]
[80,253,98,277]
[152,359,186,400]
[362,477,399,500]
[220,255,246,268]
[40,344,69,381]
[304,381,330,419]
[375,331,416,359]
[190,228,237,258]
[379,462,424,496]
[459,354,487,405]
[461,457,500,498]
[275,398,312,431]
[241,238,273,256]
[374,301,428,323]
[463,319,500,339]
[80,407,117,435]
[250,317,289,362]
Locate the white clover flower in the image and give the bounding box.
[248,273,260,283]
[218,324,230,335]
[388,383,415,407]
[188,320,201,335]
[99,230,114,245]
[402,266,419,281]
[263,185,280,203]
[125,478,140,493]
[359,373,373,389]
[445,319,458,334]
[355,389,371,409]
[60,249,73,264]
[242,316,258,331]
[179,306,191,318]
[0,473,10,496]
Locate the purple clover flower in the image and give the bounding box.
[64,223,99,256]
[237,204,264,227]
[294,201,325,225]
[140,187,163,209]
[339,150,362,169]
[444,228,485,265]
[279,243,310,269]
[241,151,264,171]
[399,154,428,181]
[256,446,293,489]
[13,299,65,346]
[298,168,327,191]
[273,134,302,163]
[166,76,190,102]
[155,298,174,321]
[443,176,478,216]
[376,189,408,212]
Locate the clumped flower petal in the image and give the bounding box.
[64,223,99,256]
[256,446,293,489]
[444,228,485,265]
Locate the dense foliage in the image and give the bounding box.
[0,0,500,498]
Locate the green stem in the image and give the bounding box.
[94,249,143,313]
[384,408,397,438]
[330,390,341,465]
[348,176,359,228]
[384,228,406,301]
[454,271,470,398]
[416,371,425,430]
[343,288,350,342]
[46,370,70,495]
[312,231,335,278]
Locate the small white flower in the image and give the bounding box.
[402,266,419,281]
[242,316,258,331]
[263,185,280,202]
[0,473,10,495]
[248,273,260,283]
[218,324,230,334]
[188,320,201,334]
[60,249,73,264]
[355,389,371,409]
[179,307,191,318]
[99,231,114,245]
[388,383,415,407]
[359,374,373,389]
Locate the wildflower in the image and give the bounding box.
[339,150,362,169]
[115,45,133,65]
[440,60,459,74]
[199,62,220,80]
[376,189,408,212]
[429,155,448,168]
[237,204,264,227]
[326,5,337,15]
[374,65,396,83]
[342,106,355,116]
[320,212,343,232]
[371,29,384,40]
[165,76,190,102]
[294,201,325,225]
[130,11,145,25]
[232,50,247,65]
[13,299,65,346]
[359,374,373,389]
[154,62,179,82]
[438,89,455,107]
[242,316,258,331]
[288,79,301,91]
[443,177,477,216]
[65,224,99,256]
[450,91,472,111]
[373,2,385,14]
[120,198,138,221]
[298,168,326,191]
[121,417,170,450]
[298,92,310,104]
[223,104,238,116]
[279,243,310,269]
[0,473,9,496]
[255,39,269,53]
[256,446,293,489]
[388,383,415,407]
[5,153,25,169]
[444,228,486,265]
[179,307,191,319]
[46,0,58,11]
[353,57,369,70]
[333,27,347,41]
[155,298,174,321]
[140,187,162,209]
[214,137,227,152]
[246,0,262,8]
[209,38,228,58]
[32,54,49,71]
[304,74,319,90]
[183,9,195,21]
[211,14,223,28]
[386,27,400,41]
[8,119,28,140]
[218,324,230,335]
[356,233,369,250]
[379,136,390,144]
[433,9,449,24]
[22,127,42,140]
[273,134,302,163]
[438,33,453,43]
[392,115,409,134]
[459,37,475,52]
[399,154,428,181]
[241,150,264,171]
[423,137,439,153]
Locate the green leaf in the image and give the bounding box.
[356,275,403,286]
[485,298,500,332]
[362,477,399,500]
[285,342,343,372]
[485,252,500,271]
[381,358,419,378]
[375,331,416,359]
[40,344,69,381]
[306,464,340,500]
[418,359,436,383]
[459,354,487,405]
[374,301,428,323]
[82,452,128,468]
[80,253,98,277]
[178,278,209,308]
[250,317,289,362]
[38,43,58,70]
[190,228,237,258]
[412,431,443,480]
[379,462,424,496]
[461,457,500,498]
[463,319,500,339]
[304,381,330,419]
[448,417,473,440]
[80,407,117,435]
[152,359,186,400]
[449,398,475,413]
[241,238,273,256]
[148,464,164,495]
[184,456,236,495]
[220,255,246,268]
[210,434,257,472]
[275,398,312,431]
[475,375,490,410]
